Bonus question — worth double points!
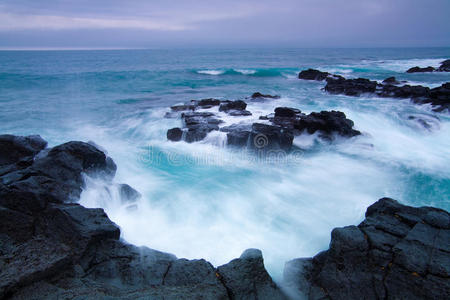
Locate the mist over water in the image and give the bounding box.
[1,48,449,280]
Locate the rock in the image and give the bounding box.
[118,183,141,203]
[217,249,287,300]
[382,76,400,84]
[224,123,294,150]
[0,134,47,166]
[181,112,222,143]
[274,107,301,118]
[294,111,361,138]
[196,98,222,107]
[378,84,431,100]
[325,77,378,96]
[422,82,450,112]
[167,127,183,141]
[251,92,280,99]
[228,110,252,116]
[170,104,196,112]
[284,198,450,300]
[298,69,330,81]
[438,59,450,72]
[406,66,436,73]
[219,100,247,112]
[250,123,294,151]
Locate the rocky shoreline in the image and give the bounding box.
[298,66,450,113]
[1,134,449,299]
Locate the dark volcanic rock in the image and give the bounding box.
[196,98,222,107]
[118,183,141,203]
[250,123,294,151]
[407,66,436,73]
[420,82,450,112]
[294,111,361,138]
[219,100,247,112]
[298,69,330,81]
[438,59,450,72]
[325,77,378,96]
[382,76,400,84]
[170,104,196,112]
[217,249,287,300]
[0,135,285,299]
[284,198,450,300]
[378,84,430,99]
[181,112,222,143]
[0,134,47,166]
[274,107,302,118]
[251,92,281,99]
[167,127,183,141]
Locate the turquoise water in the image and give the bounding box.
[1,48,449,279]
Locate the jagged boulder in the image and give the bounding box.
[217,249,287,300]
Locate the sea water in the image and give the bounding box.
[0,48,449,280]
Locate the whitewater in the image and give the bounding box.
[0,48,449,280]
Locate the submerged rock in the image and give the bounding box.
[406,66,436,73]
[251,92,281,99]
[283,198,450,299]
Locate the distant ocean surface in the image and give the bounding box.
[1,48,449,279]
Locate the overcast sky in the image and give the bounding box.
[0,0,449,49]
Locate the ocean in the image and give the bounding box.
[0,48,449,280]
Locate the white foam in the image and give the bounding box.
[197,69,225,75]
[234,69,257,75]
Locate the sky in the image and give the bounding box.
[0,0,449,49]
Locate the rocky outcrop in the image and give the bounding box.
[298,67,449,112]
[0,135,285,300]
[405,59,450,73]
[406,66,435,73]
[325,77,378,96]
[263,109,360,139]
[298,69,330,81]
[283,197,450,299]
[438,59,450,72]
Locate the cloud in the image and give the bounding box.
[0,13,190,31]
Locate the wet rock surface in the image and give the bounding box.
[0,135,286,300]
[283,198,450,300]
